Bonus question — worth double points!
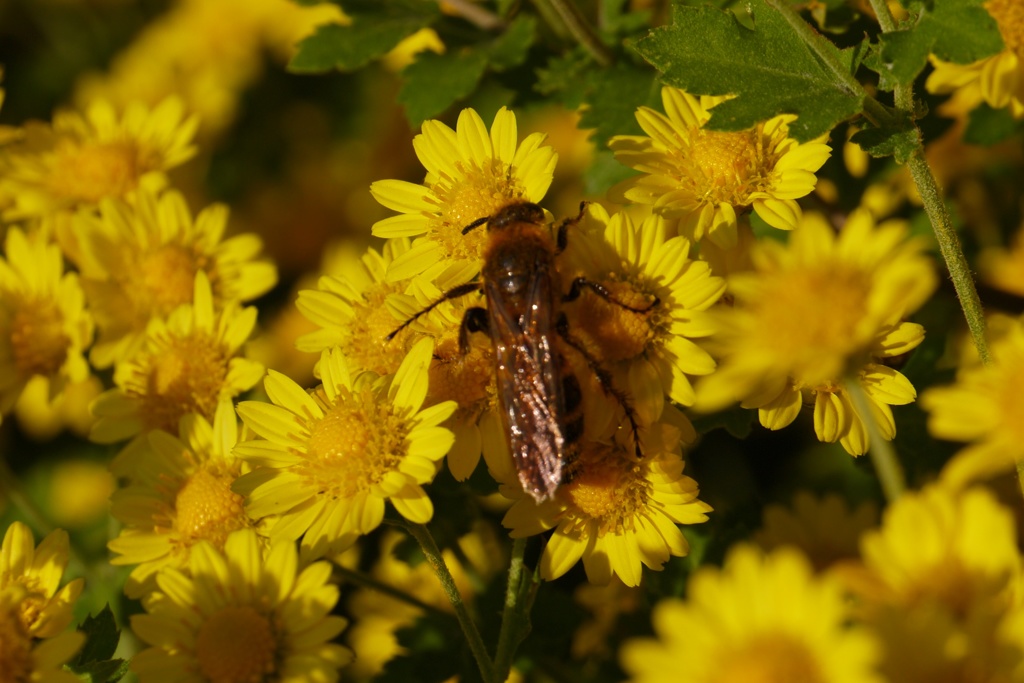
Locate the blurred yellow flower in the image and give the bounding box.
[131,529,351,683]
[560,205,724,423]
[696,209,937,455]
[0,586,83,683]
[90,272,264,458]
[234,340,457,559]
[0,228,93,422]
[754,491,878,572]
[835,485,1024,682]
[14,375,103,442]
[620,544,883,683]
[926,0,1024,118]
[501,412,710,586]
[108,400,257,598]
[370,106,557,280]
[921,316,1024,488]
[0,97,196,220]
[74,188,276,368]
[609,86,831,248]
[0,522,83,638]
[46,458,115,530]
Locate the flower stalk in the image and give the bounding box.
[846,379,906,501]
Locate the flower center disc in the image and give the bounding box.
[717,634,825,683]
[195,606,277,683]
[987,0,1024,58]
[138,335,228,432]
[129,245,200,320]
[574,281,655,363]
[0,609,33,683]
[49,141,140,204]
[432,159,524,261]
[174,467,247,547]
[10,300,69,378]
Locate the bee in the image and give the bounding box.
[388,201,653,502]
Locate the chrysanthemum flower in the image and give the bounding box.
[370,107,557,280]
[0,228,93,421]
[108,400,258,598]
[0,587,83,683]
[608,86,831,248]
[921,317,1024,488]
[501,414,710,586]
[74,188,277,368]
[295,238,412,377]
[695,209,937,456]
[754,492,878,571]
[131,528,352,683]
[621,544,882,683]
[234,340,457,559]
[0,97,197,220]
[926,0,1024,118]
[834,485,1024,682]
[559,205,724,423]
[90,272,264,455]
[0,522,84,639]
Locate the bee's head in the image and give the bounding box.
[462,201,545,234]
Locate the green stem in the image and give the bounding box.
[531,0,614,67]
[493,538,528,682]
[846,379,906,501]
[864,0,899,33]
[441,0,504,31]
[906,151,991,365]
[405,523,495,682]
[332,565,454,620]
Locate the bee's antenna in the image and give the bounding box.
[462,215,490,235]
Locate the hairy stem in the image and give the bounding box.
[405,523,495,682]
[531,0,614,67]
[493,538,529,682]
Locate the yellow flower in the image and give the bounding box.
[234,339,457,559]
[979,226,1024,298]
[13,375,103,441]
[925,0,1024,118]
[73,188,276,368]
[90,272,264,458]
[501,412,710,586]
[130,528,352,683]
[295,238,412,377]
[696,209,937,455]
[0,521,83,638]
[608,86,831,248]
[560,205,724,423]
[754,492,878,572]
[370,106,557,280]
[0,587,83,683]
[108,400,258,598]
[620,544,883,683]
[0,97,197,220]
[0,228,93,421]
[834,485,1024,682]
[921,316,1024,488]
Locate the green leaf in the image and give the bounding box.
[289,0,440,73]
[876,0,1003,87]
[691,407,756,439]
[964,103,1024,145]
[535,48,591,108]
[850,116,921,162]
[70,660,130,683]
[485,15,536,70]
[72,606,121,664]
[633,0,865,141]
[398,49,490,125]
[578,61,660,148]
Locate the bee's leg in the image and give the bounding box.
[385,282,483,341]
[563,277,659,313]
[555,313,644,459]
[555,201,590,253]
[458,307,490,355]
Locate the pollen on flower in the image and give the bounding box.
[686,127,769,199]
[10,301,69,378]
[430,158,525,261]
[343,282,408,376]
[130,244,202,317]
[174,467,247,547]
[564,445,649,534]
[718,634,826,683]
[427,338,494,412]
[132,335,228,432]
[987,0,1024,57]
[47,141,140,204]
[572,280,656,363]
[305,390,408,498]
[195,606,278,683]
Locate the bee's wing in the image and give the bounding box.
[487,271,566,502]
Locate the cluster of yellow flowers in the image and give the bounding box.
[1,0,1024,681]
